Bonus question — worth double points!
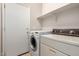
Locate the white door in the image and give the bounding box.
[4,3,30,56]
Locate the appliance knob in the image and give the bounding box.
[69,30,74,34]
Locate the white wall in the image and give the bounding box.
[41,5,79,30]
[42,3,69,15]
[41,15,57,31]
[56,6,79,29]
[29,3,42,30]
[19,3,42,31]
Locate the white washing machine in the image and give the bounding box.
[29,31,51,56]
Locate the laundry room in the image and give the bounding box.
[1,2,79,57]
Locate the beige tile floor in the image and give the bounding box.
[21,52,32,56]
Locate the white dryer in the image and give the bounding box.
[29,31,51,56]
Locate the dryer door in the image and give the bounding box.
[30,35,37,51]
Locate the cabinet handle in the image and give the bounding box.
[49,49,56,53]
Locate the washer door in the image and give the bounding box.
[30,35,37,51]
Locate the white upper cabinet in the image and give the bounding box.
[42,3,69,15]
[38,3,79,20]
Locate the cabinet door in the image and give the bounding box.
[40,43,51,56]
[42,3,69,15]
[40,43,67,56]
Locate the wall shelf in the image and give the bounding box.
[37,3,79,20]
